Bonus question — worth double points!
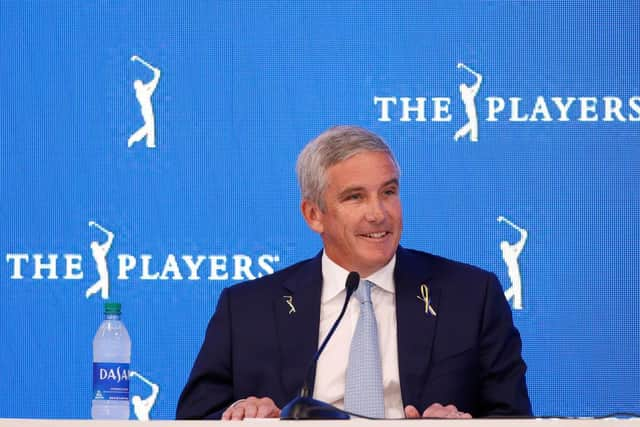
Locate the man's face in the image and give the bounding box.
[302,151,402,277]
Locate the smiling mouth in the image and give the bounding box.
[360,231,390,239]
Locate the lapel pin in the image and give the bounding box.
[417,284,437,316]
[283,295,296,315]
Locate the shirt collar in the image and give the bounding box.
[321,251,396,303]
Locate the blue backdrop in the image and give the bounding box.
[1,0,638,420]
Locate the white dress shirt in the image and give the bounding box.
[313,252,404,418]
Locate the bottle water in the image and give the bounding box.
[92,302,131,419]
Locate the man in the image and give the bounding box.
[176,126,532,420]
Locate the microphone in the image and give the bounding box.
[280,271,360,420]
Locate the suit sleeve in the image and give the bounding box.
[478,273,533,416]
[176,288,234,419]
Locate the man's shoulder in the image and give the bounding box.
[399,247,502,303]
[399,247,495,281]
[224,255,319,297]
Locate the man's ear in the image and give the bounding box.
[301,199,324,234]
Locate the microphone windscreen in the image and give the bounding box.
[345,272,360,292]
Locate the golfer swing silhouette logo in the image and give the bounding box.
[497,216,528,310]
[128,55,161,149]
[129,370,160,421]
[85,221,114,300]
[454,63,483,142]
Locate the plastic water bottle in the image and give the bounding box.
[92,302,131,419]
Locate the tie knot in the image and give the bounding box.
[355,280,373,303]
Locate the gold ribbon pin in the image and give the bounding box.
[417,284,437,316]
[283,295,296,315]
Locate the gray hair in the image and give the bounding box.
[296,125,399,210]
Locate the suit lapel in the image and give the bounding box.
[395,247,441,407]
[274,252,323,400]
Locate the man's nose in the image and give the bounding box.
[364,198,386,223]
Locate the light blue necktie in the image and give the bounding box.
[344,280,385,418]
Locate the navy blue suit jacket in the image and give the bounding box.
[176,247,532,419]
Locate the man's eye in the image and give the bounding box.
[346,193,361,200]
[384,188,398,196]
